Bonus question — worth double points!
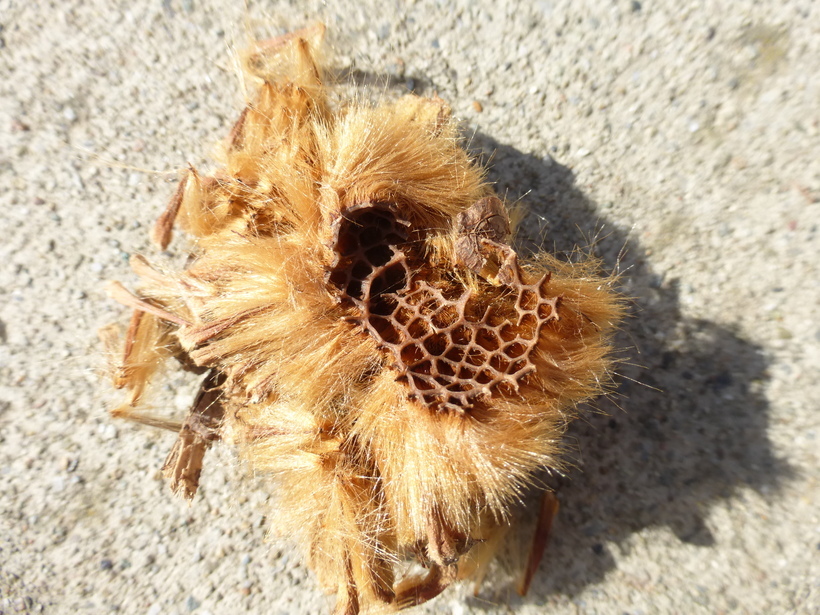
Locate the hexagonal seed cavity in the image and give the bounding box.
[498,323,516,342]
[384,265,408,293]
[482,310,506,327]
[431,304,458,329]
[417,298,439,317]
[518,313,538,339]
[436,359,456,377]
[537,300,558,320]
[503,342,526,359]
[346,279,363,300]
[351,260,372,281]
[457,365,476,379]
[368,315,401,344]
[423,332,447,356]
[413,360,433,376]
[408,318,430,338]
[412,374,435,391]
[445,346,465,362]
[474,328,500,351]
[451,324,471,345]
[476,369,494,384]
[400,343,424,365]
[519,288,537,310]
[365,244,393,267]
[465,346,487,366]
[328,269,349,288]
[496,379,517,396]
[394,306,413,325]
[489,354,510,373]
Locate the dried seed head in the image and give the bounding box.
[106,27,625,615]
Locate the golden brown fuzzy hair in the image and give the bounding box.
[103,25,624,614]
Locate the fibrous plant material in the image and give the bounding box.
[103,25,624,614]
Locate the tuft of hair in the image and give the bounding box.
[106,25,624,615]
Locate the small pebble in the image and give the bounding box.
[375,23,390,41]
[98,423,118,439]
[62,106,78,123]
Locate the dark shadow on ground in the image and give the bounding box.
[332,67,432,95]
[460,135,791,608]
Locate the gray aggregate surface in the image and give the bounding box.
[1,1,818,613]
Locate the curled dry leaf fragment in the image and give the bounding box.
[104,25,624,614]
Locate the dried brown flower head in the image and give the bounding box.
[103,25,624,614]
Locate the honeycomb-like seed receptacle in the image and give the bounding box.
[328,202,559,413]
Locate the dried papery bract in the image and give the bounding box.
[106,25,624,614]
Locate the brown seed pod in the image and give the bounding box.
[103,24,624,614]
